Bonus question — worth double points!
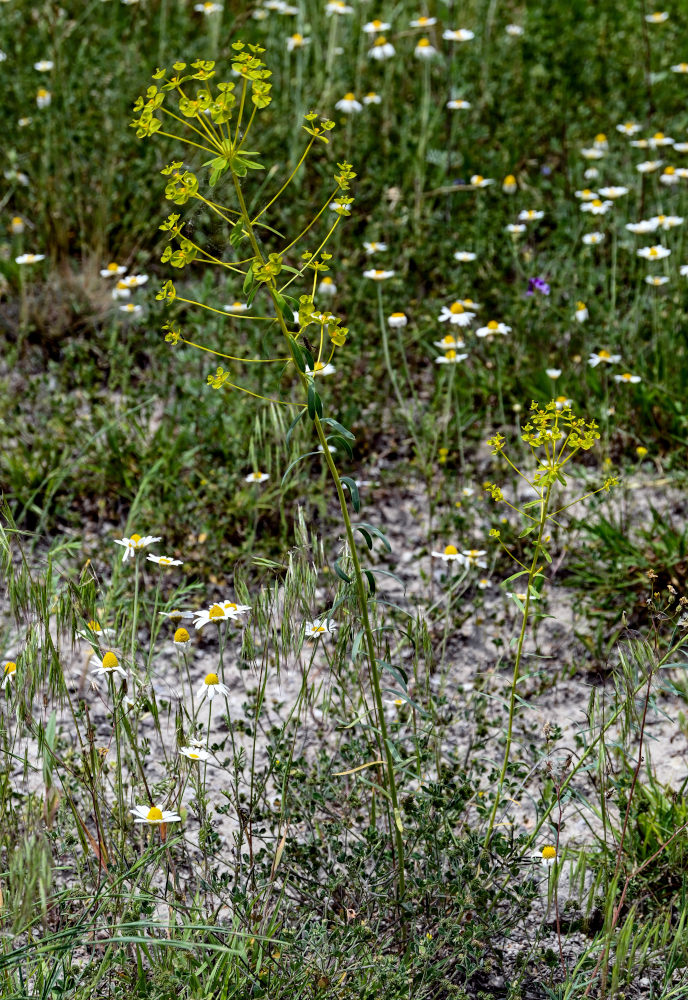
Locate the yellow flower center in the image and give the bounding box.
[649,247,658,257]
[313,625,326,633]
[204,673,219,685]
[599,350,611,359]
[343,92,355,101]
[445,350,457,359]
[106,262,119,272]
[372,19,383,27]
[291,33,302,42]
[441,335,455,345]
[102,651,119,670]
[417,38,430,46]
[375,36,387,45]
[654,132,664,140]
[88,620,102,632]
[444,545,458,555]
[130,533,141,543]
[147,806,164,821]
[504,174,516,184]
[657,215,666,222]
[37,88,48,98]
[314,361,325,371]
[391,311,405,318]
[450,302,464,314]
[4,661,16,676]
[174,627,190,643]
[621,373,632,381]
[473,174,484,183]
[187,752,201,759]
[665,166,675,175]
[592,199,602,207]
[487,320,499,330]
[542,845,557,860]
[467,550,480,558]
[208,604,225,619]
[577,301,586,310]
[417,17,429,25]
[595,133,606,142]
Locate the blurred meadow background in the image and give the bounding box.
[3,1,688,998]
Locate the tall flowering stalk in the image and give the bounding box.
[130,43,406,898]
[481,402,614,851]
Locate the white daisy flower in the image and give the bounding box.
[626,219,658,234]
[432,544,463,561]
[100,262,127,277]
[388,313,408,327]
[179,746,211,761]
[34,60,54,72]
[119,304,142,316]
[470,175,494,188]
[131,804,182,824]
[580,147,604,160]
[410,15,437,27]
[614,372,641,383]
[2,661,17,690]
[581,199,613,215]
[575,302,589,322]
[414,39,438,59]
[671,63,688,73]
[147,554,184,566]
[660,167,680,185]
[193,601,251,630]
[245,470,270,483]
[363,18,390,33]
[364,241,388,254]
[91,651,127,681]
[15,253,45,264]
[194,2,223,12]
[114,533,161,561]
[637,245,671,260]
[325,0,353,13]
[476,321,511,337]
[173,627,191,646]
[435,350,468,364]
[588,350,621,367]
[505,24,524,36]
[306,361,336,376]
[433,334,465,350]
[506,223,526,235]
[286,33,309,50]
[680,264,688,276]
[540,845,557,867]
[159,609,194,623]
[582,232,605,245]
[443,28,474,41]
[636,160,663,173]
[645,11,669,23]
[453,251,477,262]
[36,89,51,109]
[318,277,337,296]
[546,368,562,379]
[304,619,338,638]
[363,92,382,105]
[225,301,250,313]
[575,188,598,201]
[518,209,544,222]
[369,38,395,59]
[196,671,231,703]
[461,549,487,568]
[439,303,475,326]
[645,275,670,285]
[335,93,362,113]
[616,121,641,135]
[447,99,471,109]
[363,268,394,279]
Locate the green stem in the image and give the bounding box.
[231,171,406,902]
[483,482,552,851]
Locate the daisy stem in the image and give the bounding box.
[377,284,423,462]
[130,556,140,671]
[482,482,552,853]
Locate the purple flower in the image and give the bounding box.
[526,276,550,296]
